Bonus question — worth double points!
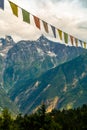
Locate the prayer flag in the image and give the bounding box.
[58,29,62,40]
[33,16,40,29]
[42,21,49,33]
[22,9,30,24]
[64,32,68,44]
[84,42,86,49]
[75,38,78,47]
[79,40,82,47]
[9,1,18,17]
[51,25,56,38]
[70,35,74,46]
[0,0,4,10]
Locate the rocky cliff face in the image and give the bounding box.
[0,35,15,57]
[0,36,18,113]
[0,36,15,87]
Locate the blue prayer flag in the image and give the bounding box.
[51,25,56,38]
[0,0,4,10]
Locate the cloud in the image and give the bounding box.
[0,0,87,42]
[29,0,87,41]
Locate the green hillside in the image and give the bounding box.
[8,51,87,113]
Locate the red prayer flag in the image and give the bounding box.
[75,38,78,47]
[33,16,40,29]
[70,35,74,46]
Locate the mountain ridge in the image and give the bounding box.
[0,35,86,114]
[3,35,85,91]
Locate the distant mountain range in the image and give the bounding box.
[0,35,87,114]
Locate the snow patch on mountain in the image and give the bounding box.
[47,51,57,57]
[33,81,40,88]
[0,53,5,57]
[40,41,50,47]
[0,46,13,57]
[43,84,51,92]
[36,47,44,56]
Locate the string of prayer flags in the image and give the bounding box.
[9,1,18,17]
[51,25,56,38]
[58,29,62,40]
[0,0,4,10]
[64,32,68,44]
[42,21,49,33]
[5,0,87,49]
[33,16,40,29]
[22,9,30,24]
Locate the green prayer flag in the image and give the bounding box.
[22,9,30,24]
[64,32,68,44]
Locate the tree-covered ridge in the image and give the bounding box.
[0,104,87,130]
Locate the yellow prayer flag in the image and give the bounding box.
[58,29,62,40]
[84,42,86,49]
[9,1,18,17]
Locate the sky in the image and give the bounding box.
[0,0,87,42]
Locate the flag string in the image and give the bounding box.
[0,0,87,49]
